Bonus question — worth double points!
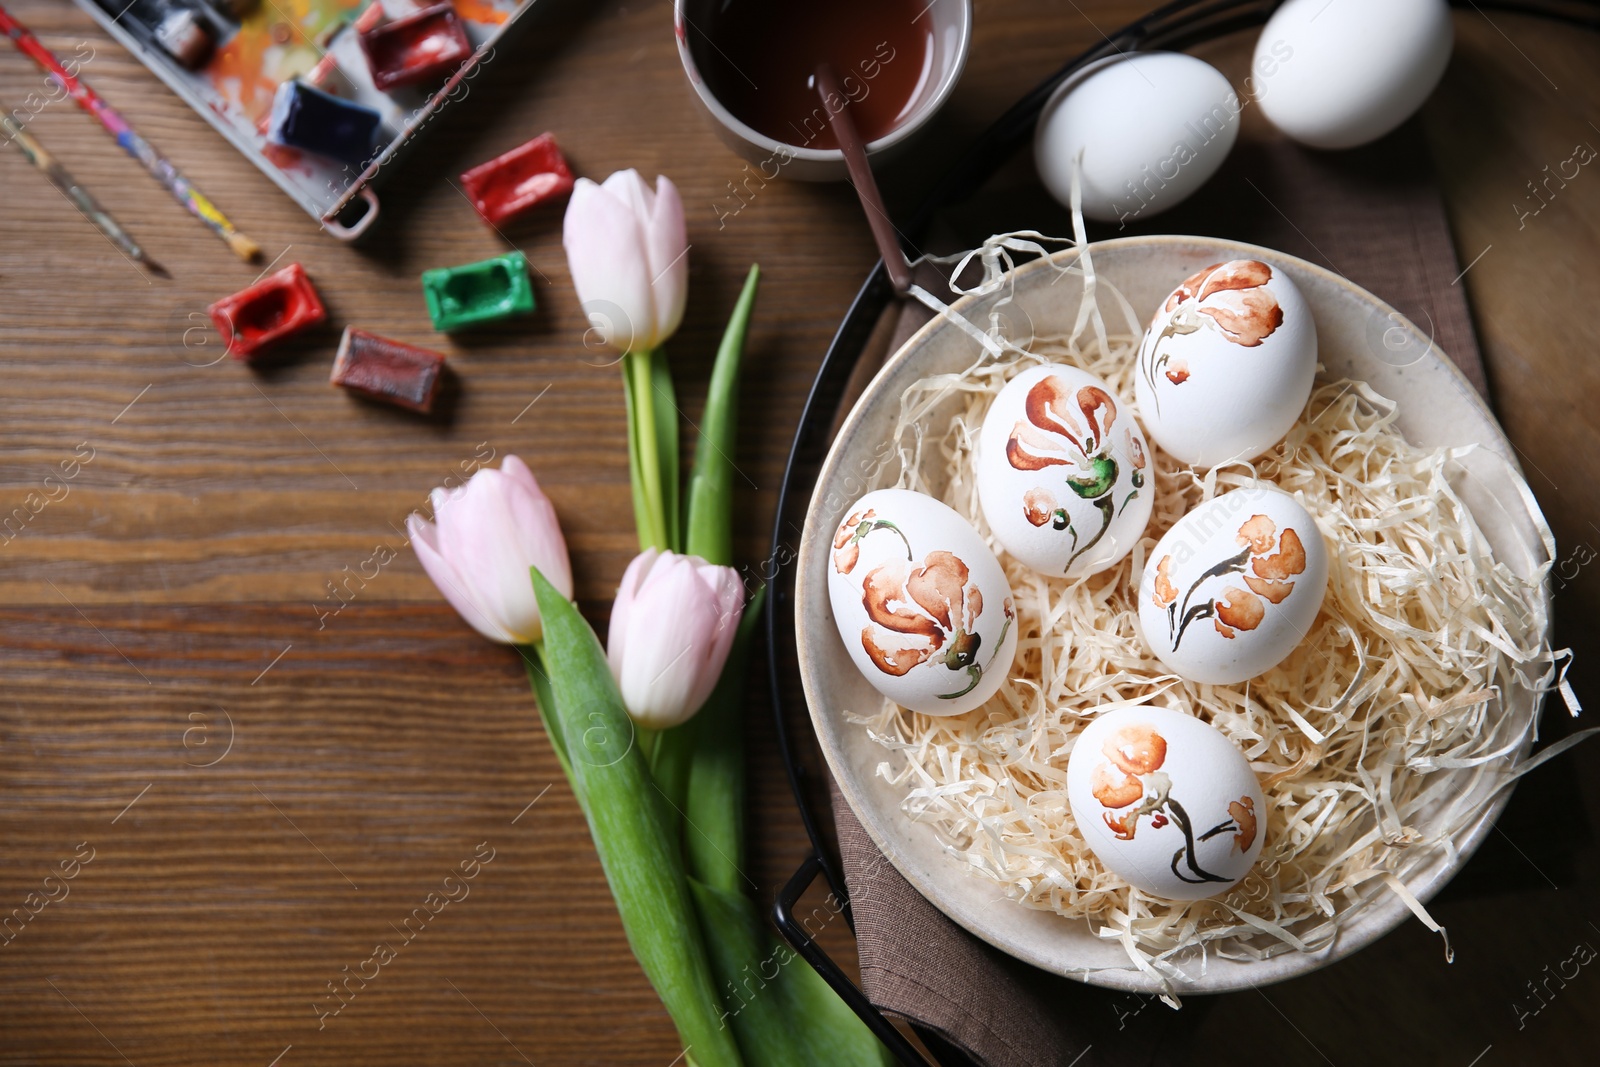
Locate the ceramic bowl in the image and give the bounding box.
[793,235,1553,993]
[672,0,972,182]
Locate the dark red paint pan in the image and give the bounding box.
[207,263,327,362]
[330,327,447,414]
[358,4,473,93]
[459,132,575,228]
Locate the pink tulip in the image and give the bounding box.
[408,455,573,645]
[607,549,745,728]
[563,169,688,355]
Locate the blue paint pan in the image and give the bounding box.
[267,80,382,169]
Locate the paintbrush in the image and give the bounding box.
[2,108,169,278]
[0,4,261,263]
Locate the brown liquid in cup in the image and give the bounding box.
[690,0,933,151]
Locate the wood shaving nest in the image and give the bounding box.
[853,242,1573,995]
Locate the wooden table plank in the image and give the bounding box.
[3,2,1599,1065]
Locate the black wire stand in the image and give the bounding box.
[762,3,1597,1064]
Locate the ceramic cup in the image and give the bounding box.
[673,0,972,182]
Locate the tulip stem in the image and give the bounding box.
[624,349,680,554]
[622,370,652,551]
[624,351,666,552]
[636,724,659,765]
[651,352,682,553]
[647,720,698,823]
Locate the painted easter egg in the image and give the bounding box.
[976,364,1153,577]
[1134,259,1317,468]
[1138,487,1329,685]
[1034,52,1240,223]
[1253,0,1453,150]
[827,489,1018,716]
[1067,704,1266,900]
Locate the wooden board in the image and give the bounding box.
[1,2,1598,1064]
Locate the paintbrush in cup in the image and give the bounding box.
[814,61,913,294]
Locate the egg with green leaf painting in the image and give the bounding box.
[976,364,1153,578]
[826,488,1017,716]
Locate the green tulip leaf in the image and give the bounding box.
[531,568,743,1067]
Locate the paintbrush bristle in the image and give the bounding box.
[227,231,263,262]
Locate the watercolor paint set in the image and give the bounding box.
[72,0,539,239]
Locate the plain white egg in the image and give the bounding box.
[976,364,1153,577]
[1067,704,1265,900]
[1252,0,1454,149]
[1134,258,1317,468]
[1138,487,1329,685]
[1034,52,1240,224]
[826,488,1018,716]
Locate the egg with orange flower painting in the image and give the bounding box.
[976,364,1153,577]
[1135,259,1317,468]
[1067,704,1266,900]
[827,489,1019,715]
[1138,487,1329,684]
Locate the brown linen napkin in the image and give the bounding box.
[829,120,1488,1067]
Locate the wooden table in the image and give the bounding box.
[2,2,1597,1064]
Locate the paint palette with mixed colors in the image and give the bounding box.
[73,0,539,239]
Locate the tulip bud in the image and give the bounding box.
[562,169,688,356]
[408,455,573,644]
[606,549,744,728]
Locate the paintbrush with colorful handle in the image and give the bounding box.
[0,4,260,263]
[2,107,169,277]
